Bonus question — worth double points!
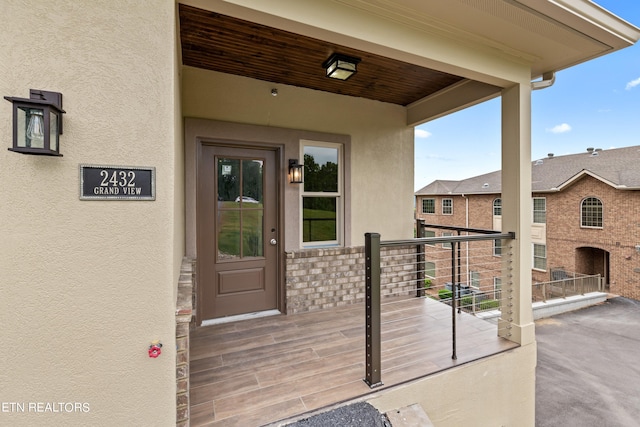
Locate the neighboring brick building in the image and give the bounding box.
[415,146,640,301]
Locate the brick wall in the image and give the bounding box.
[285,245,417,314]
[415,194,498,230]
[545,176,640,300]
[176,258,194,427]
[415,195,504,295]
[417,178,640,300]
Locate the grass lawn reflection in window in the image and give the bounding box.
[217,200,264,259]
[303,197,337,242]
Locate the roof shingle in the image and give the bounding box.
[415,146,640,195]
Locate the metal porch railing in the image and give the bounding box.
[364,225,515,388]
[532,273,603,302]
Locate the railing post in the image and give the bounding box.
[364,232,382,388]
[456,230,462,314]
[416,219,425,297]
[451,241,457,360]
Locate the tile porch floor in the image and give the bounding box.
[189,297,518,426]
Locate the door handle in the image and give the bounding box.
[270,238,277,246]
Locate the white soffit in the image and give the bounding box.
[335,0,640,77]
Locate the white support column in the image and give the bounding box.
[499,82,535,346]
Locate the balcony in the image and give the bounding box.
[189,226,520,426]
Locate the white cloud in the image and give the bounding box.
[415,129,432,138]
[626,77,640,90]
[546,123,572,134]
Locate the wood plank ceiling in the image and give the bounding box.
[179,4,465,106]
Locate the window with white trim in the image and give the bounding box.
[470,271,480,289]
[581,197,603,228]
[422,198,435,214]
[533,198,546,224]
[422,229,435,246]
[442,198,453,215]
[442,231,453,249]
[493,239,502,257]
[493,198,502,216]
[301,142,342,247]
[533,244,547,271]
[425,261,436,280]
[493,277,502,300]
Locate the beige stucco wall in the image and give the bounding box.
[368,343,537,426]
[0,1,180,425]
[173,9,186,301]
[182,66,415,248]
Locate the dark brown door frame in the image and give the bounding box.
[195,138,285,325]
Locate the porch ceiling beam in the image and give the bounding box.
[406,79,502,126]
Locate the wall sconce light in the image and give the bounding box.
[4,89,65,156]
[289,159,303,184]
[322,54,360,81]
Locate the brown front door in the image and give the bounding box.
[197,144,279,321]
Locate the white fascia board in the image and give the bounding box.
[515,0,640,47]
[555,169,620,191]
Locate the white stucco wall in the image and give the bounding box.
[0,1,179,425]
[182,66,415,247]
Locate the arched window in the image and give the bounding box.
[581,197,603,228]
[493,198,502,216]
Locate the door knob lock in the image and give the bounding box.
[270,238,277,246]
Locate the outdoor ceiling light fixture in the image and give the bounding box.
[4,89,65,156]
[322,53,360,81]
[289,159,303,184]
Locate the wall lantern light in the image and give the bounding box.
[322,54,360,81]
[289,159,303,184]
[4,89,65,156]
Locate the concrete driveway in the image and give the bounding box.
[535,296,640,427]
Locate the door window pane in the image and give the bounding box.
[303,197,337,242]
[217,158,240,202]
[216,157,264,260]
[218,210,240,260]
[242,210,263,257]
[242,159,263,203]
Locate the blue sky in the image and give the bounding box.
[414,1,640,191]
